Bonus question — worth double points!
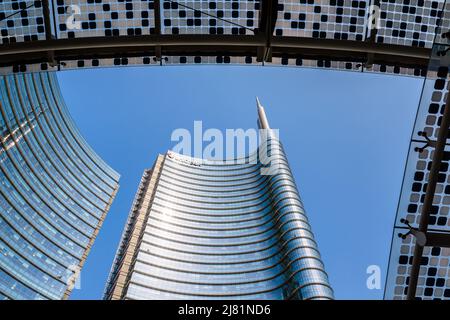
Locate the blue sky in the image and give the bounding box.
[57,66,422,300]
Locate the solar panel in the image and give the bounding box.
[275,0,369,41]
[0,0,46,44]
[0,0,445,74]
[162,0,259,35]
[376,0,447,48]
[384,4,450,299]
[385,229,450,299]
[55,0,157,38]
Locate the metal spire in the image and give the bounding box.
[256,97,270,129]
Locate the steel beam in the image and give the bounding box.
[0,35,431,69]
[425,231,450,248]
[257,0,279,62]
[41,0,53,40]
[153,0,162,61]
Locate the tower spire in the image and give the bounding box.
[256,97,270,129]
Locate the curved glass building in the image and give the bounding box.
[0,72,119,300]
[104,100,332,300]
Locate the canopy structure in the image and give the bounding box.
[385,8,450,299]
[0,0,448,75]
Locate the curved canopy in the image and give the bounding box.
[1,0,449,75]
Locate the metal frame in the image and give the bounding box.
[425,231,450,248]
[406,93,450,300]
[256,0,278,62]
[40,0,52,41]
[0,35,431,69]
[0,0,431,69]
[153,0,162,62]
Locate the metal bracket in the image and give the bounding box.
[398,218,427,247]
[414,131,437,153]
[399,218,450,248]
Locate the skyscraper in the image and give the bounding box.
[0,72,119,299]
[104,99,332,300]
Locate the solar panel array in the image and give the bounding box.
[55,0,157,38]
[384,9,450,297]
[162,0,259,35]
[376,0,445,48]
[0,0,448,74]
[0,0,46,44]
[386,232,450,299]
[275,0,369,40]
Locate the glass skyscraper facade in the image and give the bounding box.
[0,72,119,300]
[104,100,333,300]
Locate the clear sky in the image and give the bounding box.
[57,66,423,300]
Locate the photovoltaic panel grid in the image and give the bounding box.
[55,0,157,38]
[162,0,259,35]
[275,0,369,40]
[386,231,450,299]
[0,0,46,44]
[385,9,450,298]
[376,0,447,48]
[0,0,449,74]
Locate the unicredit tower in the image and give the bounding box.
[104,99,333,300]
